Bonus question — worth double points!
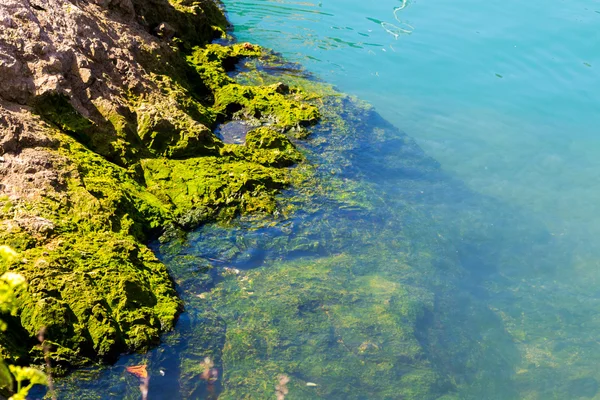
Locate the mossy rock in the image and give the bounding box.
[187,43,264,90]
[0,48,321,369]
[212,83,320,129]
[32,93,93,135]
[245,127,293,150]
[219,127,304,168]
[142,154,291,220]
[32,92,143,167]
[132,0,227,48]
[136,101,219,158]
[188,44,320,130]
[0,0,325,371]
[3,230,182,367]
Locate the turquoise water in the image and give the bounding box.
[225,0,600,252]
[50,1,600,399]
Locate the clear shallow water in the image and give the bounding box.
[225,0,600,248]
[50,0,600,399]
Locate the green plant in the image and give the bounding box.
[0,246,47,399]
[5,366,46,400]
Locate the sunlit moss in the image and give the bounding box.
[188,44,320,131]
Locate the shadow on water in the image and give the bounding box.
[49,59,597,400]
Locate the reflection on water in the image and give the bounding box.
[50,0,600,398]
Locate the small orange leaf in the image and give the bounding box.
[126,365,148,379]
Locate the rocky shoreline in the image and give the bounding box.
[0,0,320,373]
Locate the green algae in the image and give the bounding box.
[142,153,290,223]
[188,44,320,131]
[206,254,441,399]
[146,79,533,399]
[0,0,410,384]
[140,126,304,227]
[130,87,463,398]
[0,131,303,369]
[0,136,182,368]
[44,46,559,399]
[211,82,319,129]
[186,43,264,90]
[222,127,304,167]
[38,21,597,400]
[33,93,144,168]
[481,272,600,400]
[136,100,218,159]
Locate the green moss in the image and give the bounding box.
[132,72,222,159]
[56,137,170,239]
[188,44,320,130]
[32,93,143,168]
[0,227,37,253]
[4,230,182,367]
[212,83,319,129]
[0,132,183,367]
[151,74,217,127]
[220,127,304,167]
[32,93,92,135]
[142,154,290,224]
[136,101,219,158]
[187,43,264,90]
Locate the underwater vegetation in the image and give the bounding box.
[45,45,600,400]
[36,63,480,399]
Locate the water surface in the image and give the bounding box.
[228,0,600,243]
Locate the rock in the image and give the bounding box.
[155,22,176,40]
[0,0,320,373]
[14,217,55,236]
[136,99,218,158]
[0,0,227,369]
[79,68,93,85]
